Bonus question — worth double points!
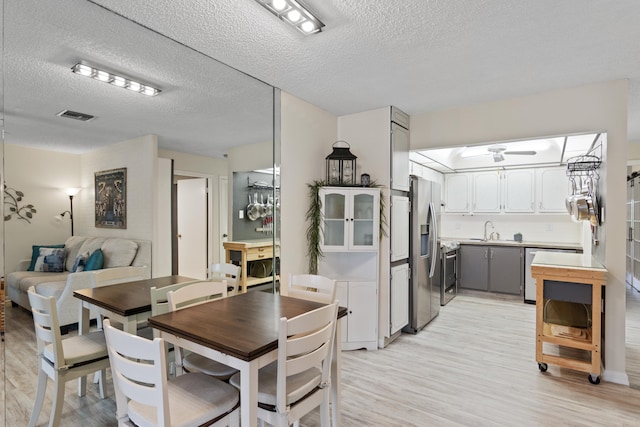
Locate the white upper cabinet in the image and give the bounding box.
[503,170,534,212]
[473,172,501,213]
[537,167,571,212]
[443,167,571,214]
[320,187,380,252]
[444,173,471,212]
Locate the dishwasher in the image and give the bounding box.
[524,248,578,304]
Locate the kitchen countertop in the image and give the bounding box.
[443,237,582,251]
[531,251,605,271]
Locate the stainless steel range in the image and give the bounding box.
[440,241,459,305]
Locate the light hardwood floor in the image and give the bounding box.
[2,287,640,426]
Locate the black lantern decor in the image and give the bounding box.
[326,141,357,186]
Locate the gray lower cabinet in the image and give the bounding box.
[460,244,523,295]
[460,245,489,290]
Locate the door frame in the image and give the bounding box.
[173,170,217,276]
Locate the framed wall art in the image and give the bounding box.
[95,167,127,229]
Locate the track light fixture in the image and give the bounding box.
[71,63,161,96]
[255,0,324,35]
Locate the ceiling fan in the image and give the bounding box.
[487,145,537,162]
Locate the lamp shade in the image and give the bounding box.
[65,187,81,196]
[326,141,357,186]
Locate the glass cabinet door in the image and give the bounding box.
[352,192,375,249]
[322,191,347,248]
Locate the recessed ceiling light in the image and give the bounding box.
[255,0,325,35]
[71,63,161,96]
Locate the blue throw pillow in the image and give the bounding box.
[85,249,104,271]
[28,244,65,271]
[34,248,66,272]
[72,252,90,273]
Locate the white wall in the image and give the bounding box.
[3,144,81,274]
[338,107,393,345]
[78,135,157,242]
[154,158,172,277]
[411,79,629,384]
[441,214,582,244]
[280,92,338,292]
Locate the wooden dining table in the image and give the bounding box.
[148,291,347,427]
[74,275,197,335]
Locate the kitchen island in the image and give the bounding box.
[531,251,607,383]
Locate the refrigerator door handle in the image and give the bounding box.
[428,201,438,278]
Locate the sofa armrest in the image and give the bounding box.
[16,259,31,271]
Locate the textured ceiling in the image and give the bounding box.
[5,0,640,158]
[91,0,640,142]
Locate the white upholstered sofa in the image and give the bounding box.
[7,235,151,329]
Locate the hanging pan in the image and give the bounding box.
[246,194,260,221]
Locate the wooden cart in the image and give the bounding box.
[531,251,607,384]
[224,240,279,293]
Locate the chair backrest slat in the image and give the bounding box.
[27,287,64,367]
[210,263,241,296]
[288,274,336,304]
[150,281,196,316]
[168,280,228,312]
[103,319,170,424]
[276,303,338,414]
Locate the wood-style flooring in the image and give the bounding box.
[2,286,640,426]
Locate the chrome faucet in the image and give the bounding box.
[484,221,494,241]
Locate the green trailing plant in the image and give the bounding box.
[306,180,388,274]
[4,185,37,223]
[306,180,326,274]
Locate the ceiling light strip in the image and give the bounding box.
[71,63,161,96]
[255,0,325,35]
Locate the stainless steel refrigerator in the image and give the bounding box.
[404,175,441,333]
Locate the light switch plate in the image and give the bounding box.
[239,210,244,219]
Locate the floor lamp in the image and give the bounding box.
[58,188,80,236]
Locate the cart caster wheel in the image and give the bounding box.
[588,374,600,384]
[538,363,548,372]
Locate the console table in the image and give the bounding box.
[224,240,279,293]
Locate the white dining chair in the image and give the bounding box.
[27,286,110,427]
[288,273,337,304]
[167,281,239,380]
[210,262,241,296]
[103,319,240,427]
[230,302,339,427]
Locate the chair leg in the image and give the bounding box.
[229,409,240,427]
[28,367,48,427]
[320,388,331,427]
[78,374,87,397]
[98,368,106,399]
[50,376,66,427]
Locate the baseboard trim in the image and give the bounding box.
[603,369,630,386]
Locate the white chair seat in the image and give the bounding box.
[184,353,238,380]
[43,331,108,367]
[129,372,239,427]
[230,362,322,407]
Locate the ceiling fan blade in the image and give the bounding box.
[503,150,537,155]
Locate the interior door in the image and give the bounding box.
[177,178,208,279]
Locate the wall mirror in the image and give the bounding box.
[1,0,279,423]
